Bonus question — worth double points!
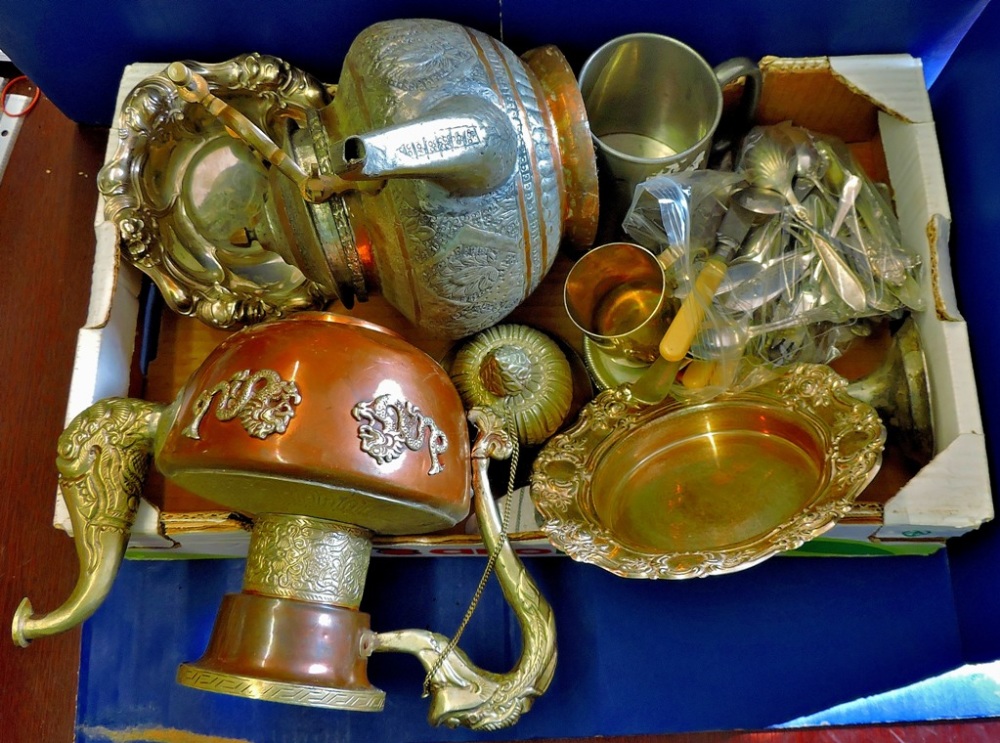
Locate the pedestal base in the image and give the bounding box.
[178,592,384,711]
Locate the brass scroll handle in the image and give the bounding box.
[166,62,345,203]
[371,407,557,731]
[12,399,163,647]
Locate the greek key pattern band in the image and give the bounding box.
[177,665,385,711]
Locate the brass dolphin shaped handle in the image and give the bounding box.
[13,398,164,646]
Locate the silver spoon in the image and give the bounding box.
[741,129,808,218]
[794,193,868,313]
[717,252,816,313]
[733,186,785,216]
[785,126,829,200]
[828,174,860,237]
[731,216,786,266]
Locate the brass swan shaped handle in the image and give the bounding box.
[372,406,557,730]
[12,398,163,646]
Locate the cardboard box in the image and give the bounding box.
[55,53,992,559]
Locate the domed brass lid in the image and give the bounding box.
[451,324,573,445]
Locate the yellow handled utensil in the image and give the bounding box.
[659,257,730,361]
[681,358,716,389]
[659,205,754,362]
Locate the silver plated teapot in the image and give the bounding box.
[99,19,598,337]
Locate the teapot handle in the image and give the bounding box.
[372,407,557,731]
[12,399,163,647]
[167,63,346,203]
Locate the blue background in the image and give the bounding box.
[0,0,990,125]
[2,0,999,738]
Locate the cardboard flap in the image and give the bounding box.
[882,431,993,533]
[84,64,162,330]
[830,55,933,123]
[758,56,879,141]
[880,114,962,321]
[83,221,143,329]
[917,317,983,443]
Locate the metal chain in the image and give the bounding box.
[422,407,520,697]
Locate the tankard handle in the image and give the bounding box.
[12,399,163,647]
[712,56,762,155]
[372,407,557,730]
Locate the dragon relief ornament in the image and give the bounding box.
[183,369,301,440]
[352,394,448,475]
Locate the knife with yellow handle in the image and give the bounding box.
[659,204,754,362]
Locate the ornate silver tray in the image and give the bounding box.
[530,364,885,579]
[98,55,331,327]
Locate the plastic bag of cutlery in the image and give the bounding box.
[620,123,926,396]
[735,122,925,326]
[621,170,757,396]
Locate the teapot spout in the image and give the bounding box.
[13,399,162,647]
[330,96,518,195]
[13,530,131,646]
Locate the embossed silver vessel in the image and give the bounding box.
[99,19,599,337]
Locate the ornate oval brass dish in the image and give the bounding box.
[530,364,885,579]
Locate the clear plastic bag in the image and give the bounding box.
[736,122,925,326]
[623,169,744,269]
[623,170,762,400]
[620,122,924,399]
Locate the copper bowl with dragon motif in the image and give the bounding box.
[158,311,471,534]
[13,311,565,726]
